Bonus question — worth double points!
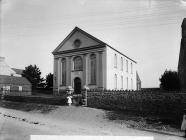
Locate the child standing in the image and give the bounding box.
[181,109,186,138]
[67,94,72,106]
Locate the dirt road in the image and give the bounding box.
[0,105,184,140]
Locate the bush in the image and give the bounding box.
[159,70,180,91]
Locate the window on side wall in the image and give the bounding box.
[115,74,117,89]
[121,76,123,89]
[126,77,128,90]
[121,57,123,71]
[131,62,133,74]
[131,78,133,90]
[126,60,128,72]
[114,54,117,68]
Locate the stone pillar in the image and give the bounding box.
[96,51,103,89]
[83,54,89,86]
[66,56,72,86]
[82,85,89,106]
[57,58,62,94]
[98,51,103,89]
[53,58,58,95]
[96,53,100,87]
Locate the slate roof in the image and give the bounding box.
[0,75,31,85]
[11,68,23,75]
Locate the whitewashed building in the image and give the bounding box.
[52,27,141,94]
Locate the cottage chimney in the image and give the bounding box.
[0,56,16,76]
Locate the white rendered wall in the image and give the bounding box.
[106,46,137,90]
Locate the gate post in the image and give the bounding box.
[82,85,89,106]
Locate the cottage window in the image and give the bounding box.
[90,54,96,84]
[74,56,83,71]
[18,86,22,91]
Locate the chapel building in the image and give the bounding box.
[52,27,141,94]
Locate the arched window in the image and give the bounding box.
[114,54,117,68]
[126,60,128,72]
[131,78,133,90]
[121,76,123,89]
[62,58,66,85]
[73,56,83,71]
[126,77,128,90]
[115,74,117,89]
[121,57,123,71]
[90,54,96,84]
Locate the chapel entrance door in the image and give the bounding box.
[74,77,81,94]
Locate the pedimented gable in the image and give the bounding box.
[53,27,105,53]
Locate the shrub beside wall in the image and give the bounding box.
[87,90,186,117]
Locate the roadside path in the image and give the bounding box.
[0,105,184,140]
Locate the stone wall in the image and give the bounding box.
[87,90,186,117]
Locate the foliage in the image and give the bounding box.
[22,65,44,89]
[45,73,53,89]
[159,70,180,91]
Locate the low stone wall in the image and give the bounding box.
[87,90,186,117]
[2,95,67,106]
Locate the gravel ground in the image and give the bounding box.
[0,101,185,140]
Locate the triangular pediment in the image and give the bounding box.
[52,27,105,54]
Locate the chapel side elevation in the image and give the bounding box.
[52,27,141,95]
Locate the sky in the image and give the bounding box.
[1,0,186,88]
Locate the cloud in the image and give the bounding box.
[180,0,186,7]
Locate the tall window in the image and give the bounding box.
[126,60,128,72]
[131,62,133,74]
[126,77,128,90]
[131,78,133,90]
[115,74,117,89]
[121,76,123,89]
[62,58,66,85]
[90,54,96,84]
[121,57,123,71]
[114,54,117,68]
[74,56,83,71]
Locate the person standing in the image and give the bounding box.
[181,109,186,138]
[67,94,72,106]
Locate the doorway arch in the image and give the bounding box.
[74,77,81,94]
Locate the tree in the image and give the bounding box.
[45,73,53,89]
[22,65,44,89]
[159,70,180,91]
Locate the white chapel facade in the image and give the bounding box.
[52,27,140,94]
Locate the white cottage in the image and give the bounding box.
[52,27,140,95]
